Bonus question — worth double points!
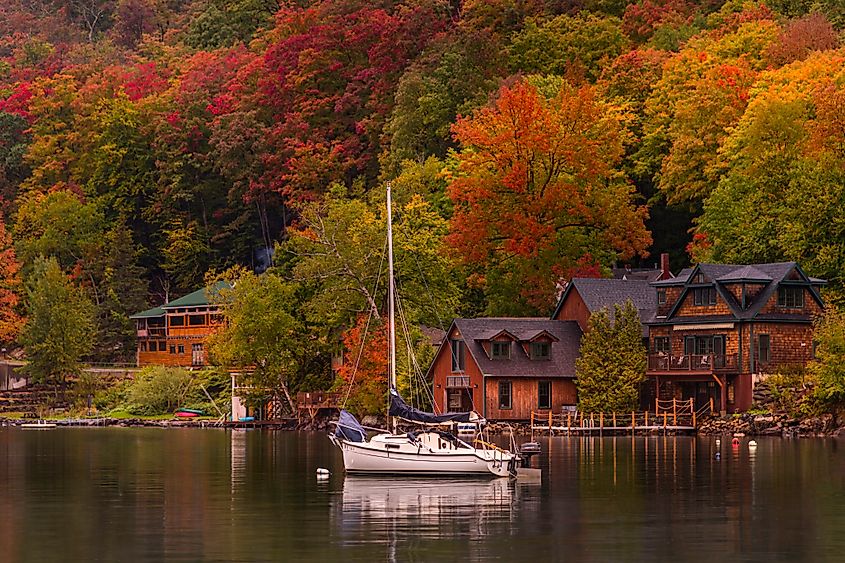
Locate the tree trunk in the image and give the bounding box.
[278,378,296,415]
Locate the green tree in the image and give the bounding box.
[206,269,328,413]
[575,300,646,413]
[90,222,148,362]
[509,13,627,81]
[286,187,461,331]
[810,308,845,420]
[20,256,96,385]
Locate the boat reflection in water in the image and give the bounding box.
[336,476,537,544]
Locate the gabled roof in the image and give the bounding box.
[161,281,231,309]
[429,318,582,379]
[129,306,165,319]
[650,262,825,324]
[716,265,772,283]
[552,278,656,336]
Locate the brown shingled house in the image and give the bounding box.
[427,318,582,421]
[646,262,825,414]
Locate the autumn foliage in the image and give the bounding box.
[0,0,844,369]
[335,314,388,416]
[448,79,650,310]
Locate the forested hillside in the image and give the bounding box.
[1,0,844,381]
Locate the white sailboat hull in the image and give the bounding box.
[333,433,516,477]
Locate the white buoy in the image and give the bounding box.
[748,440,758,447]
[715,438,721,447]
[316,468,330,480]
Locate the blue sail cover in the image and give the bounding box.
[335,410,366,442]
[388,388,474,424]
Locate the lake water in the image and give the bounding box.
[0,428,843,562]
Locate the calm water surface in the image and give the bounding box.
[0,428,843,562]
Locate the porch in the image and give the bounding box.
[647,353,738,373]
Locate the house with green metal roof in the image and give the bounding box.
[130,282,231,367]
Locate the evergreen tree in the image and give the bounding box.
[90,222,148,362]
[576,300,647,413]
[20,257,96,385]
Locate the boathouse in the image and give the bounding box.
[428,318,581,421]
[646,262,825,414]
[129,281,230,367]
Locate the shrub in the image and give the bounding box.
[126,366,198,415]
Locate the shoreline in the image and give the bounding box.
[2,414,842,437]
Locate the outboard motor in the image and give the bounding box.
[519,441,541,469]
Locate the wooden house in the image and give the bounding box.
[646,262,825,414]
[552,277,659,336]
[130,282,229,367]
[427,318,581,421]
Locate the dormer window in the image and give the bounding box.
[491,341,511,359]
[696,273,705,283]
[693,287,716,306]
[530,341,551,360]
[657,289,667,305]
[777,287,804,308]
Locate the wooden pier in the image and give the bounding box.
[530,398,713,435]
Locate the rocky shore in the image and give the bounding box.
[697,413,844,438]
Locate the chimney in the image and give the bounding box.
[660,253,671,280]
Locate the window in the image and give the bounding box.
[498,381,512,410]
[693,287,717,306]
[653,337,670,354]
[657,289,667,305]
[140,342,147,352]
[531,341,551,360]
[169,315,185,326]
[188,314,206,326]
[177,345,185,354]
[169,345,176,354]
[446,376,470,387]
[758,334,771,364]
[158,341,167,352]
[491,341,511,359]
[777,287,804,308]
[538,381,551,409]
[450,339,465,372]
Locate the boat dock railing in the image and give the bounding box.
[530,398,713,435]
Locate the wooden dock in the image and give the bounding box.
[530,398,713,435]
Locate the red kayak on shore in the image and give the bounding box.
[174,411,199,418]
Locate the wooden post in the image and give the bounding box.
[673,398,677,418]
[612,412,617,427]
[548,410,552,430]
[530,411,534,429]
[655,397,659,415]
[663,412,668,428]
[580,412,583,428]
[710,397,714,415]
[692,408,697,428]
[567,413,571,430]
[590,413,594,428]
[600,412,604,429]
[645,411,649,426]
[631,411,635,435]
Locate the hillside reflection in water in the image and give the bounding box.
[0,429,842,562]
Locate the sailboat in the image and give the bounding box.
[329,183,519,477]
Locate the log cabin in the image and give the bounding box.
[130,282,230,367]
[646,262,825,414]
[427,318,581,421]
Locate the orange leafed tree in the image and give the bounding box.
[447,79,651,313]
[0,217,23,343]
[335,314,388,416]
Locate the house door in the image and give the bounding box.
[192,343,204,366]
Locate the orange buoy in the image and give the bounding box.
[732,437,740,446]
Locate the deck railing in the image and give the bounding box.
[648,353,738,372]
[529,398,714,435]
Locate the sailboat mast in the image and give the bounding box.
[386,182,397,432]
